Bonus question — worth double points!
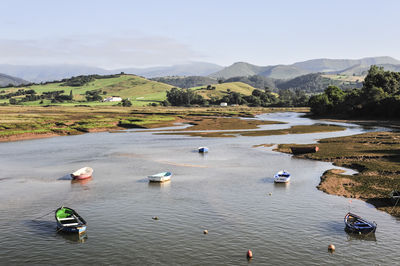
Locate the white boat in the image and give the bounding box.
[148,172,172,182]
[274,170,291,183]
[71,167,93,180]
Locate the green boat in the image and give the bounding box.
[55,207,87,234]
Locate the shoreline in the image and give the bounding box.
[275,129,400,217]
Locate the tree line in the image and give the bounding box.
[308,66,400,118]
[164,87,309,107]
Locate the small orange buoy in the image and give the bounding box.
[247,249,253,258]
[328,244,335,252]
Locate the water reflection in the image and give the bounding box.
[71,177,92,186]
[57,232,88,243]
[346,231,377,242]
[148,180,171,189]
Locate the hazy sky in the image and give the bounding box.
[1,0,399,68]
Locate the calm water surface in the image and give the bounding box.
[0,112,398,265]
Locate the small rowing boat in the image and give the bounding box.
[198,147,209,153]
[274,170,291,183]
[344,212,376,234]
[71,167,93,180]
[148,172,172,182]
[55,206,87,234]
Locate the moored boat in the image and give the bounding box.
[198,147,209,153]
[389,190,400,204]
[344,212,376,234]
[148,172,172,182]
[55,206,87,234]
[290,146,319,155]
[274,170,291,183]
[71,167,93,180]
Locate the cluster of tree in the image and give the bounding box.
[0,89,36,99]
[308,66,400,118]
[59,74,122,87]
[164,88,207,106]
[164,87,308,107]
[85,89,103,102]
[8,89,74,104]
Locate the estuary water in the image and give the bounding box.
[0,112,398,265]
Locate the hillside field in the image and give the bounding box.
[190,81,262,99]
[0,74,174,106]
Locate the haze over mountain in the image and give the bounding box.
[117,62,223,78]
[0,73,28,87]
[0,62,223,82]
[1,56,399,83]
[209,56,400,79]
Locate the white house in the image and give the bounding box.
[103,96,122,102]
[220,102,228,107]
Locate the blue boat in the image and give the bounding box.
[198,147,209,153]
[55,207,87,234]
[344,212,376,234]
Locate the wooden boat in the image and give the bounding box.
[290,146,319,155]
[71,167,93,180]
[148,172,172,182]
[198,147,209,153]
[344,212,376,234]
[55,206,87,234]
[274,170,291,183]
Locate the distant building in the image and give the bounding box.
[103,96,122,102]
[220,102,228,107]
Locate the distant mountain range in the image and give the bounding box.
[209,56,400,79]
[0,56,399,83]
[0,73,28,87]
[0,62,223,83]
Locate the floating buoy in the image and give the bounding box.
[247,249,253,258]
[152,216,159,220]
[203,229,208,234]
[328,244,335,252]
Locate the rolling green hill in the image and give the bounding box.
[0,74,174,106]
[190,82,259,99]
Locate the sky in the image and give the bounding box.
[1,0,400,69]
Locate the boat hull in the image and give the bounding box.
[71,174,92,180]
[148,176,171,182]
[148,172,172,182]
[57,224,87,234]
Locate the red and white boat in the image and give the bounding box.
[71,167,93,180]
